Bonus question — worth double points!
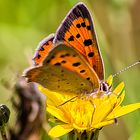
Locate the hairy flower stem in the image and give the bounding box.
[68,130,99,140]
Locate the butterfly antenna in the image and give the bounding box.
[112,60,140,78]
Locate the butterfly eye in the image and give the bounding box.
[100,82,109,92]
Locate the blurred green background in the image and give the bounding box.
[0,0,140,139]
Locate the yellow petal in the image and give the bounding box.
[73,123,87,131]
[106,106,121,120]
[113,82,124,95]
[115,91,125,107]
[106,91,125,118]
[107,103,140,119]
[39,86,57,100]
[49,124,73,138]
[106,75,113,86]
[93,97,116,124]
[39,86,63,100]
[94,120,114,128]
[47,105,68,123]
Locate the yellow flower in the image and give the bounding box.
[39,76,140,138]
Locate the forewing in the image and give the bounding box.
[33,34,54,65]
[24,43,100,95]
[54,3,104,80]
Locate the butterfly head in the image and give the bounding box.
[99,81,112,95]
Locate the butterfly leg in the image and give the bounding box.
[56,95,78,108]
[89,100,96,128]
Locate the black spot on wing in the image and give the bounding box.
[33,34,54,65]
[86,77,90,80]
[76,23,81,28]
[51,56,55,59]
[37,35,54,51]
[54,62,61,66]
[87,25,91,30]
[80,69,85,73]
[65,53,70,56]
[76,33,80,38]
[37,54,41,59]
[54,3,94,43]
[60,54,65,58]
[73,54,77,57]
[81,22,86,27]
[72,62,81,67]
[93,65,96,70]
[46,59,51,63]
[61,60,66,64]
[60,53,70,58]
[40,47,45,51]
[68,35,74,41]
[45,42,49,45]
[84,39,92,46]
[88,52,94,57]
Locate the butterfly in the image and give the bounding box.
[24,2,110,95]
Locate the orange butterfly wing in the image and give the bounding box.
[54,3,104,80]
[33,34,54,65]
[25,43,100,94]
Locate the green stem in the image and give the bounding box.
[0,126,8,140]
[68,131,76,140]
[68,129,99,140]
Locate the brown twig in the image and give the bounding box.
[9,78,45,140]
